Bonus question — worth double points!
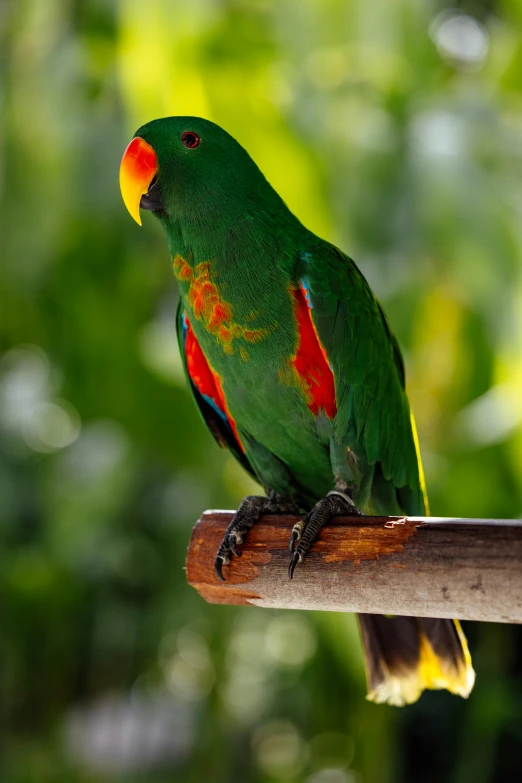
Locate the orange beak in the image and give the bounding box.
[119,137,158,225]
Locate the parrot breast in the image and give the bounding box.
[173,255,268,356]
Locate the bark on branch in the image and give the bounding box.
[186,511,522,623]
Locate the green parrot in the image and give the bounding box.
[120,117,475,706]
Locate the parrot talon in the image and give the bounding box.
[229,537,241,558]
[287,490,362,576]
[288,552,301,580]
[215,556,226,582]
[289,519,305,553]
[289,530,298,553]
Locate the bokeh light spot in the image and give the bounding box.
[253,719,307,778]
[429,11,489,71]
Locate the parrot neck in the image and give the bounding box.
[158,202,308,296]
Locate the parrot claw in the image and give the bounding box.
[289,530,299,553]
[214,492,299,581]
[287,490,362,578]
[289,518,305,553]
[288,552,301,579]
[215,556,226,582]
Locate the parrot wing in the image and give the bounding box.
[176,302,258,481]
[298,243,427,515]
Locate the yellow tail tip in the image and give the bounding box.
[364,618,475,707]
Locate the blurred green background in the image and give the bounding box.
[2,0,522,781]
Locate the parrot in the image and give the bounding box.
[120,116,475,706]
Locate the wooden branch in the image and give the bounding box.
[186,511,522,623]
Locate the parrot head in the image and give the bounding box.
[119,116,272,227]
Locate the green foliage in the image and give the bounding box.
[2,1,522,781]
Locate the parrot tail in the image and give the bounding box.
[358,614,475,706]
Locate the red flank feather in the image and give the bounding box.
[184,315,245,451]
[291,285,337,420]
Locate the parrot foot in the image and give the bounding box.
[288,489,363,579]
[215,492,300,582]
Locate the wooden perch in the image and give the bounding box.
[186,511,522,623]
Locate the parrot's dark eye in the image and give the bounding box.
[182,131,200,149]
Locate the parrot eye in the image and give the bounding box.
[182,131,200,149]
